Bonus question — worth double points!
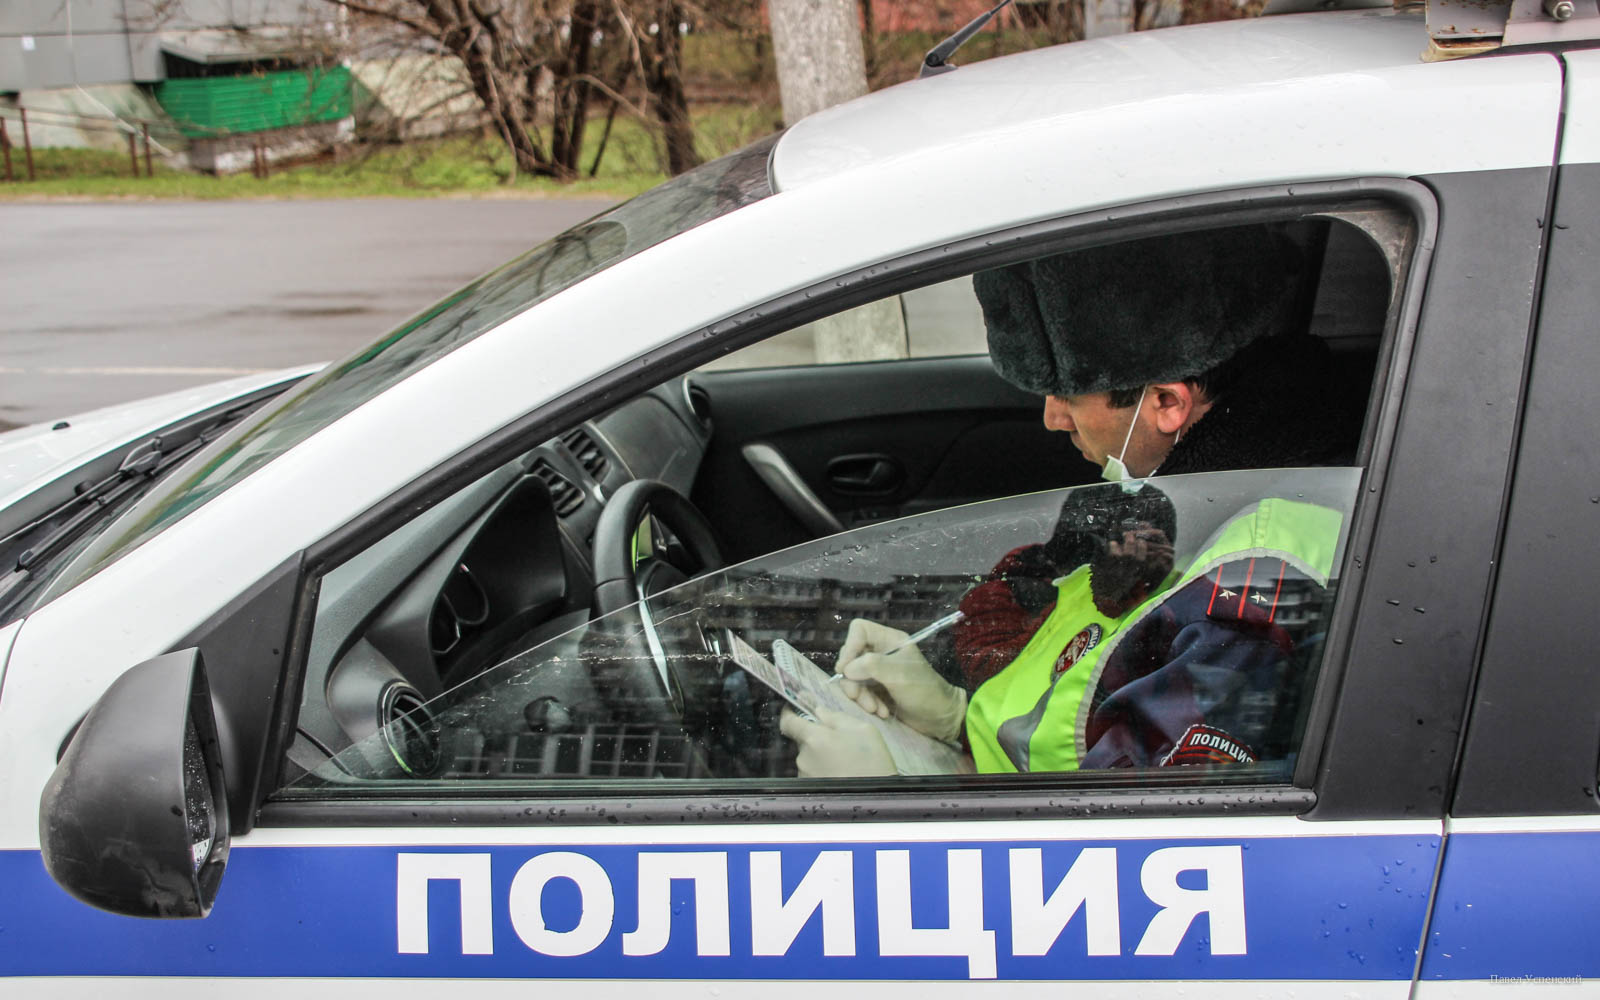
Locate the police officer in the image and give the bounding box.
[781,223,1359,777]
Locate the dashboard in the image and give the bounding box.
[284,378,714,781]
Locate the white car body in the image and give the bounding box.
[2,8,1595,997]
[0,367,319,510]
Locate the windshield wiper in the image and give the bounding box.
[4,411,239,574]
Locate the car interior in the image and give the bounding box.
[279,207,1403,794]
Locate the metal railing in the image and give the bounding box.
[0,104,280,182]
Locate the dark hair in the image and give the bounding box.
[1104,334,1273,409]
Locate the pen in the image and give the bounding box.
[886,609,966,656]
[830,610,967,684]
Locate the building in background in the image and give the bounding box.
[0,1,350,170]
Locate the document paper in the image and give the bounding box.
[725,631,965,775]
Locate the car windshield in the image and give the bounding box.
[54,136,776,594]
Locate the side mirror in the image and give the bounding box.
[39,648,230,918]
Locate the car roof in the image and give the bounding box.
[771,9,1431,191]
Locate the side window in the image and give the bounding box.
[700,276,990,370]
[289,470,1358,790]
[278,206,1408,803]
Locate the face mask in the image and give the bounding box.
[1100,385,1149,489]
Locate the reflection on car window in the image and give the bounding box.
[289,468,1358,793]
[702,276,990,372]
[65,134,779,591]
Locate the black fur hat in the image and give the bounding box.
[974,224,1300,397]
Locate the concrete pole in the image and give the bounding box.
[768,0,905,362]
[769,0,869,127]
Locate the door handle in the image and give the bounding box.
[741,443,845,536]
[827,454,903,496]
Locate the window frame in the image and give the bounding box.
[1444,159,1595,819]
[1302,166,1550,821]
[253,178,1439,829]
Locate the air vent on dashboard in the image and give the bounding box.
[530,460,584,516]
[561,427,609,479]
[380,683,440,777]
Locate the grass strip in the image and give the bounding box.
[0,104,780,201]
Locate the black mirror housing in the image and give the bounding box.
[39,648,231,918]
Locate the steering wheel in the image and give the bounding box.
[591,479,724,618]
[583,480,724,736]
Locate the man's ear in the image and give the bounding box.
[1148,382,1199,435]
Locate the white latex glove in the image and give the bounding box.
[780,707,896,778]
[834,618,967,743]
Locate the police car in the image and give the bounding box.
[3,1,1597,994]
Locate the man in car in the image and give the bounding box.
[782,223,1358,777]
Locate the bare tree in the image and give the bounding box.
[325,0,704,179]
[325,1,591,178]
[858,0,878,78]
[1178,0,1267,22]
[1041,0,1086,45]
[549,1,605,172]
[607,1,702,174]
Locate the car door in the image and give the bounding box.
[687,286,1090,563]
[6,166,1554,998]
[1411,48,1600,994]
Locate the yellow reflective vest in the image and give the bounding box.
[965,497,1342,773]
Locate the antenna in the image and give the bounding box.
[920,0,1015,78]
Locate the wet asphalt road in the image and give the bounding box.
[0,198,615,429]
